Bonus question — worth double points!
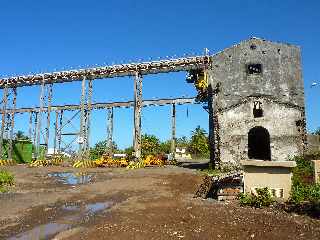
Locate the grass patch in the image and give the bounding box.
[0,170,14,193]
[238,187,274,208]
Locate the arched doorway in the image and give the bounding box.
[248,126,271,160]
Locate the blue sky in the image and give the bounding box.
[0,0,319,150]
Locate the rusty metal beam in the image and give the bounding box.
[0,56,210,88]
[0,84,8,157]
[28,112,33,140]
[79,76,86,154]
[85,79,93,151]
[133,72,142,159]
[58,110,63,152]
[53,111,58,155]
[35,79,45,159]
[171,103,176,159]
[2,97,197,114]
[106,107,113,156]
[33,112,38,151]
[8,88,17,160]
[45,84,53,153]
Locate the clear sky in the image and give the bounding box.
[0,0,319,150]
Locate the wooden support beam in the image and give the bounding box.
[8,88,17,160]
[107,107,114,156]
[171,103,176,159]
[133,72,142,160]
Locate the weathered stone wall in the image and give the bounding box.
[307,134,320,153]
[217,97,304,163]
[207,38,306,164]
[208,38,304,109]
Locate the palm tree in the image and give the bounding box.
[15,131,30,140]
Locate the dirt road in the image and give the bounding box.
[0,165,319,240]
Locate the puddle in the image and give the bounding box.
[8,201,113,240]
[48,172,93,185]
[86,202,113,213]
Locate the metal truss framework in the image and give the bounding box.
[0,56,210,88]
[0,55,210,160]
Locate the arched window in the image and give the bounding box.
[248,126,271,160]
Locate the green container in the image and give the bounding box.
[13,140,33,163]
[2,139,33,163]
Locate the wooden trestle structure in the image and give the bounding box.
[0,55,211,160]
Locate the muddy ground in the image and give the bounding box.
[0,163,319,240]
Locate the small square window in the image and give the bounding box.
[253,101,263,118]
[247,64,262,74]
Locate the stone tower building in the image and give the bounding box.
[208,37,306,164]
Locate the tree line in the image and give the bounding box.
[89,125,210,159]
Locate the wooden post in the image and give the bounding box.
[8,88,17,160]
[171,103,176,159]
[0,83,8,157]
[133,72,142,160]
[107,107,114,156]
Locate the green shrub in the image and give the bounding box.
[0,170,14,187]
[239,187,274,208]
[289,154,320,208]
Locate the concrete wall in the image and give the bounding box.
[241,160,296,200]
[207,38,306,164]
[312,160,320,183]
